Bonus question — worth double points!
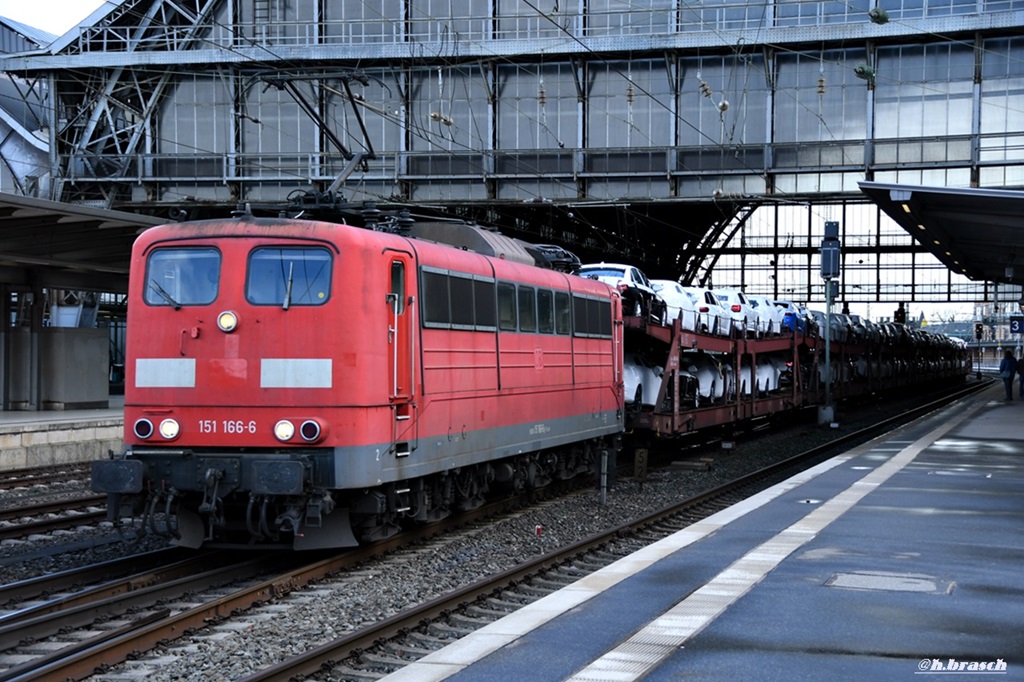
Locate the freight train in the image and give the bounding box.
[91,213,971,549]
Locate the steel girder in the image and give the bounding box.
[52,0,221,206]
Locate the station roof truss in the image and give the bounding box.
[447,199,741,281]
[0,192,163,293]
[859,181,1024,289]
[2,2,1022,291]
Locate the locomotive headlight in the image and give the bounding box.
[217,310,239,332]
[274,420,296,441]
[159,418,181,440]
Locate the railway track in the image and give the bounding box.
[0,381,987,681]
[0,483,568,681]
[0,547,312,681]
[0,463,108,543]
[0,463,92,491]
[0,495,108,542]
[0,546,190,605]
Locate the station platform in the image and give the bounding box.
[0,397,123,471]
[386,383,1024,681]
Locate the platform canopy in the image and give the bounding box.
[859,181,1024,288]
[0,192,163,293]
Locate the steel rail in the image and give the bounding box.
[0,495,106,522]
[0,463,91,490]
[0,550,238,633]
[0,552,286,654]
[0,500,107,542]
[0,546,188,605]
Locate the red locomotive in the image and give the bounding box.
[92,215,624,549]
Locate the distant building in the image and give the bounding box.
[0,15,54,197]
[0,16,54,54]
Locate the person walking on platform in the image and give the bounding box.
[999,350,1017,400]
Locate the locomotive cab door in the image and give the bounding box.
[387,256,417,456]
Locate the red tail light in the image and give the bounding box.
[731,304,742,312]
[699,306,709,312]
[300,419,325,443]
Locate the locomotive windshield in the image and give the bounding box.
[144,248,220,307]
[246,247,332,306]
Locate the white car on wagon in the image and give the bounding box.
[677,286,732,337]
[746,294,785,335]
[650,280,707,333]
[711,288,759,336]
[578,262,667,323]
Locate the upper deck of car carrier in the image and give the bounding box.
[621,310,971,438]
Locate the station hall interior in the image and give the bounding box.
[1,0,1024,410]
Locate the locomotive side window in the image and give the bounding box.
[572,295,588,335]
[247,247,331,306]
[537,289,554,334]
[497,282,517,331]
[418,266,569,336]
[450,274,475,328]
[145,247,220,307]
[598,299,612,336]
[591,298,612,336]
[474,279,496,329]
[518,286,537,332]
[389,261,405,314]
[422,270,450,325]
[421,267,499,330]
[555,291,571,335]
[572,294,612,338]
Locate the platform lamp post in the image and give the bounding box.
[819,221,841,426]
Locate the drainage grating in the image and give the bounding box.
[826,571,953,594]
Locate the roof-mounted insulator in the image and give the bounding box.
[362,203,382,228]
